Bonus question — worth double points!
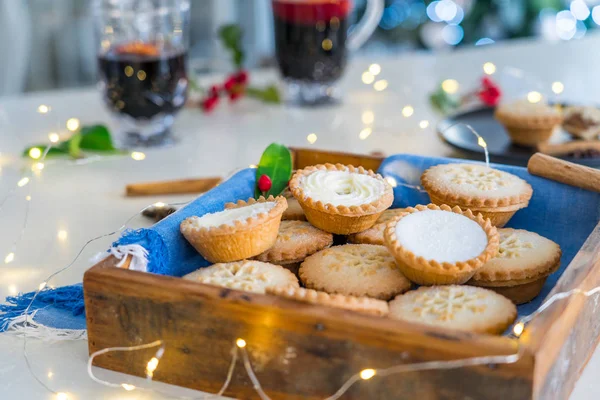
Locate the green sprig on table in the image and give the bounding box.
[23,124,124,159]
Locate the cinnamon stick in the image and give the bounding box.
[126,177,221,197]
[527,153,600,193]
[537,140,600,157]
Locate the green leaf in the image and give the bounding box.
[429,86,460,115]
[255,143,292,198]
[68,132,83,159]
[246,85,281,104]
[218,24,245,68]
[79,125,118,151]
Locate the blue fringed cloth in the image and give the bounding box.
[2,155,599,335]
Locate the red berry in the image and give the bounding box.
[229,89,244,102]
[224,76,237,92]
[257,174,272,193]
[479,86,501,106]
[209,85,220,97]
[235,70,249,84]
[202,95,219,112]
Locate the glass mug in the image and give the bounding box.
[272,0,384,106]
[93,0,190,147]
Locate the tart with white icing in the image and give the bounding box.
[180,196,287,263]
[288,164,393,234]
[421,163,533,227]
[384,204,499,285]
[469,228,561,304]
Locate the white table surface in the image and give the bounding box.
[1,36,599,400]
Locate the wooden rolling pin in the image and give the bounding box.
[527,153,600,193]
[126,177,221,197]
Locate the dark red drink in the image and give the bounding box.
[272,0,352,83]
[98,42,188,121]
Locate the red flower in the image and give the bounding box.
[478,77,501,106]
[257,174,272,193]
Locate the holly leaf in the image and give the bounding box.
[79,125,119,151]
[246,85,281,104]
[218,24,245,68]
[255,143,292,198]
[429,86,460,115]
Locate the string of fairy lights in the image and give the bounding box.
[2,64,595,400]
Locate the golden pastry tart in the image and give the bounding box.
[421,163,533,227]
[384,204,499,285]
[184,260,299,294]
[289,164,393,234]
[494,100,563,146]
[469,228,561,304]
[347,208,408,245]
[388,285,517,335]
[180,196,287,263]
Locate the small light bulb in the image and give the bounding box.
[146,357,159,377]
[26,195,31,201]
[8,284,17,294]
[483,62,496,75]
[362,71,375,84]
[5,252,15,264]
[153,202,166,208]
[57,230,68,241]
[477,137,487,148]
[402,106,414,118]
[17,177,30,187]
[49,133,60,143]
[360,368,376,380]
[359,128,372,140]
[131,151,146,161]
[552,81,564,94]
[441,79,459,94]
[306,133,318,144]
[56,393,69,400]
[249,164,257,168]
[373,80,388,91]
[37,105,50,114]
[385,177,397,188]
[527,91,542,104]
[236,338,247,348]
[28,148,42,159]
[47,371,53,378]
[419,120,430,129]
[32,162,45,172]
[362,111,375,124]
[121,384,136,391]
[66,118,80,132]
[39,282,47,291]
[513,322,525,337]
[368,64,381,76]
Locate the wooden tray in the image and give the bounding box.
[84,148,600,400]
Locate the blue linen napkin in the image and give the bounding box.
[2,154,599,333]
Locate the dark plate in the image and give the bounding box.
[437,107,600,167]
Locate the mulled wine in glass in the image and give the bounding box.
[272,0,384,106]
[94,0,190,147]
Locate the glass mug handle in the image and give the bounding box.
[346,0,384,52]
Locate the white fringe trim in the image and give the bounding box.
[109,244,149,272]
[5,310,87,342]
